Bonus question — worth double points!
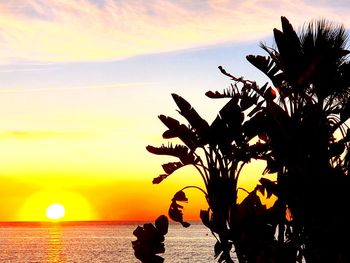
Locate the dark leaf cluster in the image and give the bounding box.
[132,215,169,263]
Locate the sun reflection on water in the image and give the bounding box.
[47,226,64,263]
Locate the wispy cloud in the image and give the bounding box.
[0,82,151,93]
[0,0,349,63]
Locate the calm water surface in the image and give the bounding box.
[0,222,218,262]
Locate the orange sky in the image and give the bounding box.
[0,0,348,222]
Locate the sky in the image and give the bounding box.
[0,0,349,222]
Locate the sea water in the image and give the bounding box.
[0,222,217,262]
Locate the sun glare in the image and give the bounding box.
[18,190,95,221]
[46,203,65,220]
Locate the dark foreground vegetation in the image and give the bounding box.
[133,16,350,262]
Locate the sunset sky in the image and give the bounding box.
[0,0,349,222]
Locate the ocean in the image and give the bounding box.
[0,221,218,262]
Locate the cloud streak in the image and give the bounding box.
[0,0,349,63]
[0,82,152,93]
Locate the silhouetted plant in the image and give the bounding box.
[143,16,350,263]
[132,215,168,263]
[208,16,350,262]
[147,90,278,262]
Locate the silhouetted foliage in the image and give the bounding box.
[241,16,350,263]
[132,215,168,263]
[147,90,273,262]
[142,16,350,263]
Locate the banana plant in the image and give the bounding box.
[147,89,278,262]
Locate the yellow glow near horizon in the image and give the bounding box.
[46,203,65,221]
[18,191,96,221]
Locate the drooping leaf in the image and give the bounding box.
[173,190,188,202]
[168,201,190,228]
[200,209,211,228]
[168,191,190,228]
[155,215,169,236]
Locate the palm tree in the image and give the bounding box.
[238,16,350,262]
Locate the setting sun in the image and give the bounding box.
[18,190,96,221]
[46,203,65,220]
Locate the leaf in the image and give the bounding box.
[240,88,260,111]
[256,184,265,196]
[168,201,190,228]
[209,97,244,152]
[155,215,169,236]
[152,163,185,184]
[173,190,188,202]
[168,191,190,228]
[171,93,210,143]
[205,85,240,99]
[200,210,211,228]
[263,87,277,101]
[246,55,284,87]
[152,174,168,184]
[146,144,196,165]
[259,178,278,198]
[205,90,230,98]
[238,189,267,221]
[162,162,184,175]
[243,111,268,139]
[263,156,280,174]
[133,226,144,239]
[247,99,264,118]
[214,241,223,258]
[271,17,307,87]
[159,115,198,149]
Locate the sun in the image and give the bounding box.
[18,190,95,221]
[46,203,65,221]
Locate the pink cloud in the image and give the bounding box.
[0,0,348,62]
